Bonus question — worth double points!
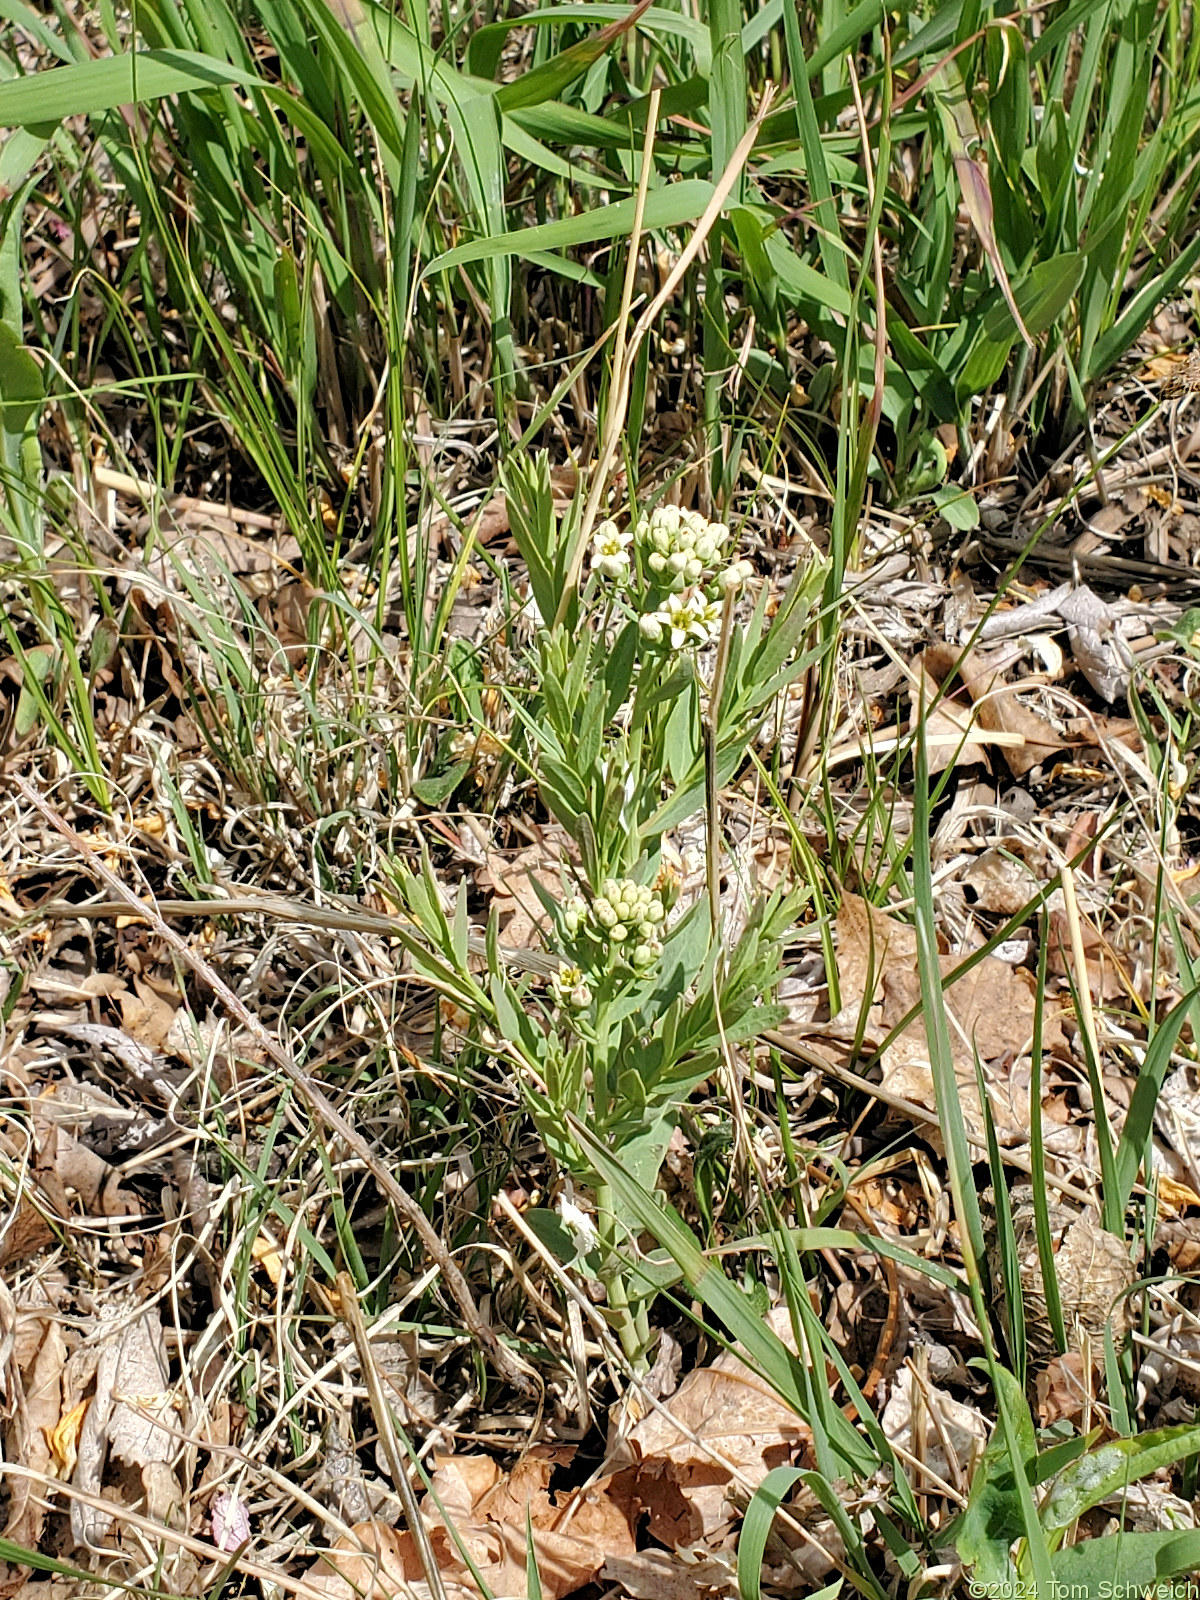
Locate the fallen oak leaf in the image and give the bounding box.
[305,1449,636,1600]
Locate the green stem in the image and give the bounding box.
[595,1180,645,1368]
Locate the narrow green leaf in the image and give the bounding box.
[422,179,716,278]
[0,48,254,125]
[738,1467,806,1600]
[1114,985,1200,1215]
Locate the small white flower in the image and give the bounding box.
[718,558,755,593]
[653,590,722,649]
[558,1196,599,1258]
[551,961,592,1010]
[590,519,633,580]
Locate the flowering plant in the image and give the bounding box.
[387,455,825,1368]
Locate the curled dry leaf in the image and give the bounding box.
[955,646,1071,778]
[116,976,182,1054]
[0,1096,137,1269]
[908,646,991,773]
[71,1302,178,1549]
[1036,1352,1090,1428]
[308,1521,414,1600]
[1153,1213,1200,1274]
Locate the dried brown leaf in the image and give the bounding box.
[71,1303,177,1549]
[309,1447,635,1600]
[831,895,1059,1141]
[962,846,1045,916]
[600,1550,733,1600]
[2,1314,65,1557]
[476,832,572,951]
[908,647,989,773]
[619,1348,810,1545]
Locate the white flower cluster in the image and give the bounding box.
[588,505,753,652]
[561,878,666,970]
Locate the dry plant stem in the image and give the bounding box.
[553,87,659,630]
[705,585,738,936]
[17,891,561,976]
[92,464,280,531]
[554,87,777,627]
[335,1271,448,1600]
[9,775,541,1400]
[1058,864,1103,1072]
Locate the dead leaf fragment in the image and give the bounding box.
[476,831,572,952]
[601,1550,733,1600]
[962,846,1044,915]
[880,1366,987,1492]
[908,647,988,773]
[830,894,1055,1140]
[956,648,1070,777]
[308,1447,635,1600]
[3,1313,65,1557]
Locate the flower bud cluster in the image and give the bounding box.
[561,880,666,970]
[635,506,727,592]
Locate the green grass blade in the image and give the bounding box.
[0,47,253,124]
